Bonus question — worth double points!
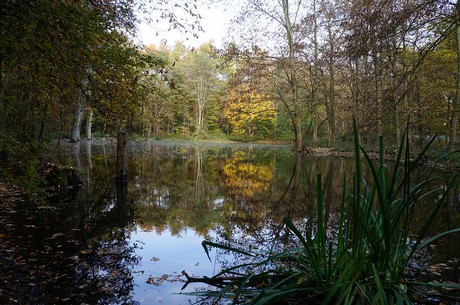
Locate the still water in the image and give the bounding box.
[1,140,459,304]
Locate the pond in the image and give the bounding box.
[0,140,459,304]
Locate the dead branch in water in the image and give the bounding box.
[181,270,245,290]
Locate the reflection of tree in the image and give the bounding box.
[116,182,130,227]
[208,155,353,277]
[0,154,138,304]
[265,152,314,223]
[217,149,279,240]
[412,177,460,261]
[132,144,225,236]
[130,144,364,246]
[216,154,352,259]
[112,142,458,270]
[223,150,273,199]
[71,142,82,174]
[193,149,204,200]
[83,141,92,198]
[131,144,315,240]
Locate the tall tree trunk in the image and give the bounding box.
[57,108,64,145]
[353,58,363,143]
[282,0,302,152]
[327,68,336,146]
[373,48,383,144]
[0,56,4,131]
[196,78,206,133]
[325,15,336,147]
[38,99,49,142]
[395,95,401,144]
[312,0,319,146]
[86,108,93,140]
[449,1,460,153]
[70,95,84,142]
[391,32,401,145]
[402,37,411,147]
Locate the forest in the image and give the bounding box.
[1,1,460,304]
[0,0,459,152]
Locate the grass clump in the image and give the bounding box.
[192,119,459,305]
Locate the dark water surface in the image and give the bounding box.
[1,140,459,304]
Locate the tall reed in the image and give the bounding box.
[195,120,459,305]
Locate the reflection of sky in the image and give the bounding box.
[130,227,217,304]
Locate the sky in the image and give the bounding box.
[135,4,234,49]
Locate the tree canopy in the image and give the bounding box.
[0,0,459,153]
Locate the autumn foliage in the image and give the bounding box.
[225,85,276,141]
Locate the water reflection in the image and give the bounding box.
[1,140,458,304]
[128,141,459,283]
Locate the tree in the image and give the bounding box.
[175,43,221,133]
[139,44,174,138]
[225,84,276,141]
[319,0,345,146]
[282,0,304,151]
[0,0,204,143]
[0,0,140,141]
[228,0,307,151]
[340,0,454,145]
[417,36,457,138]
[449,0,460,152]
